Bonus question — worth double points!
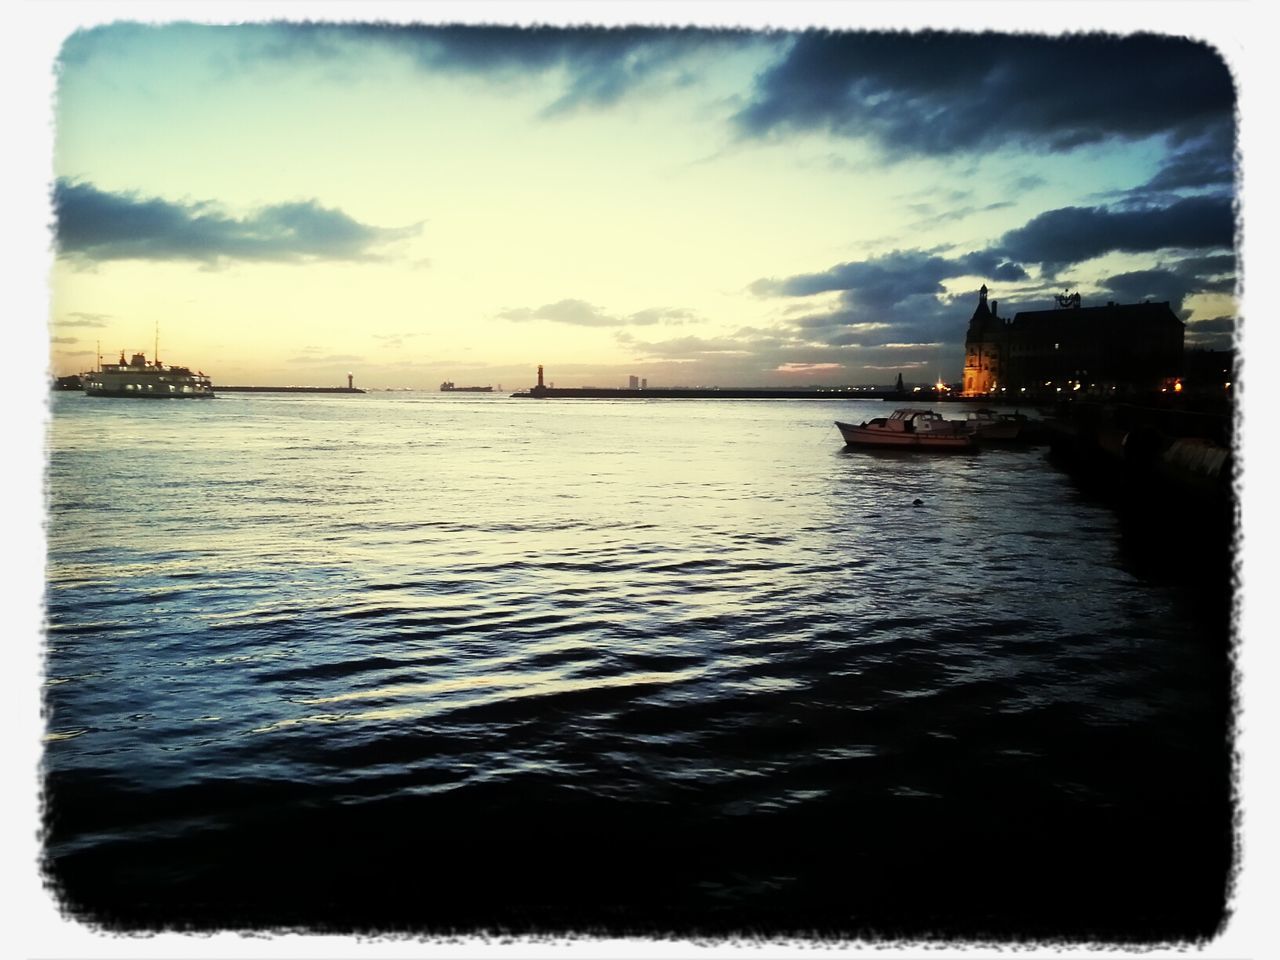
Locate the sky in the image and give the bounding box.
[45,16,1239,389]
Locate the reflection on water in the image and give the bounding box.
[43,393,1232,938]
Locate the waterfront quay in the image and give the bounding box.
[1040,397,1235,595]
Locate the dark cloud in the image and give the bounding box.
[1185,315,1235,335]
[734,31,1234,158]
[1184,314,1235,350]
[749,195,1238,365]
[263,24,744,115]
[617,327,954,386]
[996,195,1235,274]
[1175,253,1236,278]
[498,300,693,327]
[786,296,964,352]
[63,22,743,113]
[1098,252,1238,317]
[1096,269,1199,313]
[1128,120,1236,198]
[752,249,1026,306]
[748,247,1030,374]
[54,179,420,265]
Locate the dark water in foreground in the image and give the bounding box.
[42,393,1233,939]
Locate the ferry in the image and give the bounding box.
[84,351,214,399]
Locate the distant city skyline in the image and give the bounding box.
[47,20,1237,388]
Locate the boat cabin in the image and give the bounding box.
[864,409,961,434]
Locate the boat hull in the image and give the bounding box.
[85,387,215,398]
[835,421,976,450]
[970,421,1022,441]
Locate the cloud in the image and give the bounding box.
[907,200,1016,231]
[1184,314,1235,350]
[627,307,698,326]
[1128,120,1236,198]
[370,331,425,349]
[749,186,1237,371]
[498,300,695,327]
[287,353,364,365]
[1185,315,1235,335]
[498,300,620,326]
[54,179,421,265]
[749,247,1014,370]
[253,24,745,116]
[996,195,1235,274]
[616,326,952,385]
[616,332,759,359]
[1097,253,1238,316]
[54,312,111,328]
[734,31,1234,158]
[50,337,79,345]
[1096,268,1198,313]
[775,362,841,374]
[752,248,1026,306]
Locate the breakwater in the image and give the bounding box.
[514,387,907,400]
[512,387,1070,404]
[214,385,366,394]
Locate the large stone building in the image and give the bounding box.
[961,285,1184,397]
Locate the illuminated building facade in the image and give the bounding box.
[962,286,1184,397]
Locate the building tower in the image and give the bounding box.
[537,365,545,389]
[962,284,1004,396]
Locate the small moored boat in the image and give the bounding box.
[963,408,1025,441]
[836,409,976,450]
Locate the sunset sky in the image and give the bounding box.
[46,15,1239,389]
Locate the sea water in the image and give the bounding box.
[41,392,1233,938]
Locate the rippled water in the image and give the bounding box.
[42,392,1232,939]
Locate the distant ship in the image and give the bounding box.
[85,351,215,399]
[440,381,493,393]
